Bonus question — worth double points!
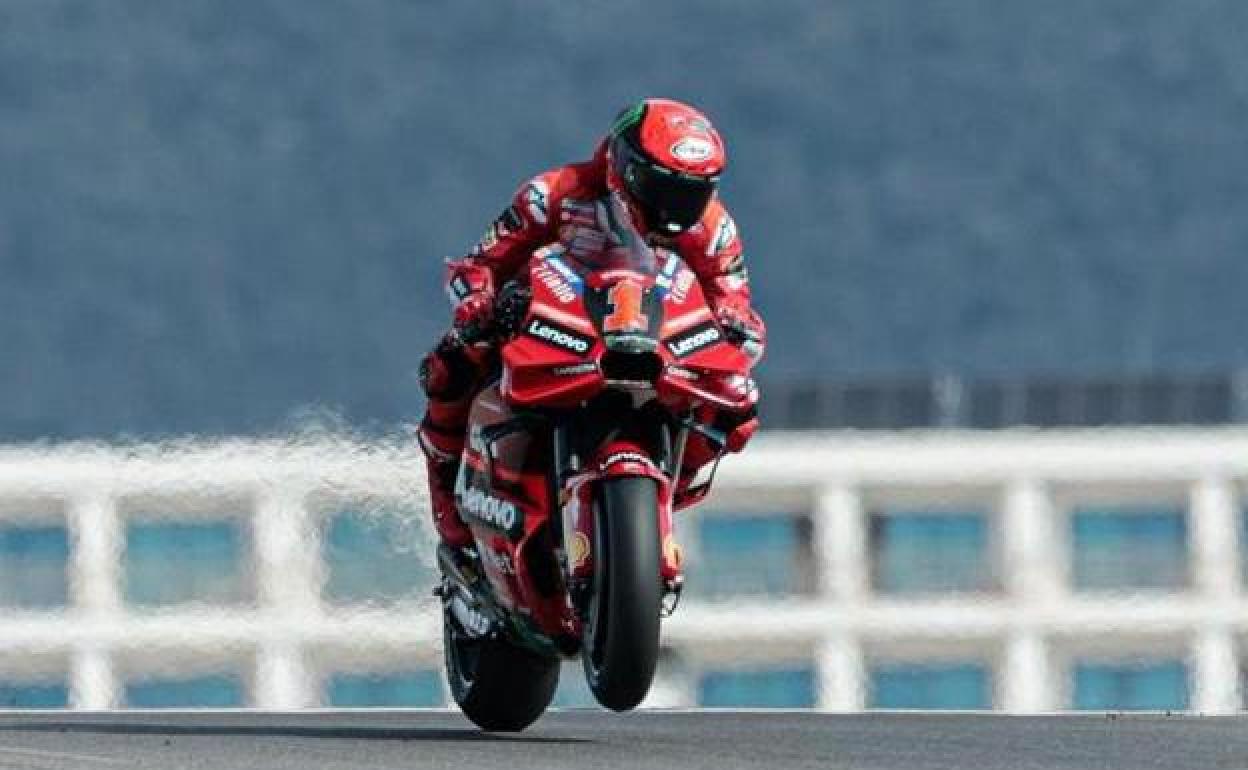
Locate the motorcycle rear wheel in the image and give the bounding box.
[443,612,560,731]
[581,476,663,711]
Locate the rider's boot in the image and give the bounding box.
[418,417,474,551]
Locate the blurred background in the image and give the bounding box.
[2,0,1247,713]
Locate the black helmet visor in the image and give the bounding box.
[617,142,717,233]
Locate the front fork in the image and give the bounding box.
[552,421,687,624]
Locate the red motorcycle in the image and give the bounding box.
[436,231,758,731]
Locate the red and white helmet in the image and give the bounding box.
[606,98,726,235]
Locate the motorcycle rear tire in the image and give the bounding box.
[582,476,663,711]
[444,614,560,732]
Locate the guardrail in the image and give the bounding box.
[677,429,1248,712]
[761,372,1248,430]
[0,429,1245,712]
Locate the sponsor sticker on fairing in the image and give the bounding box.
[663,534,684,571]
[664,321,722,358]
[524,317,593,354]
[662,253,681,278]
[534,262,578,304]
[545,253,584,288]
[552,362,598,376]
[599,450,653,471]
[655,253,682,294]
[669,268,695,304]
[459,486,523,535]
[569,531,591,570]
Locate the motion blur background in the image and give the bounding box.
[2,0,1248,713]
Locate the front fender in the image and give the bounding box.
[563,441,681,589]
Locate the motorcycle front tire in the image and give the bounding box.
[581,476,663,711]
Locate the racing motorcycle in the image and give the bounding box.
[435,227,758,731]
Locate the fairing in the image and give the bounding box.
[457,239,755,648]
[502,246,756,412]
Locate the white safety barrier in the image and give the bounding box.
[0,428,1245,712]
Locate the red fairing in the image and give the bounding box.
[501,247,606,408]
[452,189,759,649]
[455,385,571,638]
[654,261,758,412]
[501,248,756,414]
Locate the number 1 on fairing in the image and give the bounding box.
[603,279,647,333]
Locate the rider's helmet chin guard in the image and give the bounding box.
[606,98,726,236]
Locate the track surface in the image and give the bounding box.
[0,710,1243,770]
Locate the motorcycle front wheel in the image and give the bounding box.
[581,476,663,711]
[444,611,560,731]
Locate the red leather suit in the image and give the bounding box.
[419,142,764,545]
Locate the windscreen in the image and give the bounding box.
[559,197,660,276]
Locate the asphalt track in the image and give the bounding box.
[0,710,1243,770]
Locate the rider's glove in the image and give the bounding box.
[452,292,494,339]
[492,281,532,337]
[715,300,765,363]
[446,260,495,342]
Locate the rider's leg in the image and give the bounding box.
[418,335,484,549]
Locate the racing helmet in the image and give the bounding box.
[606,98,726,234]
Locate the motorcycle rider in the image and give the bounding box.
[418,98,765,550]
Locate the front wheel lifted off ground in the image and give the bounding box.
[582,475,663,711]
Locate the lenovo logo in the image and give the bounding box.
[665,323,721,358]
[526,318,591,354]
[460,487,521,532]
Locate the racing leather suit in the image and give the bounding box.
[419,142,765,547]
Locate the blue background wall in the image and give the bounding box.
[3,1,1247,438]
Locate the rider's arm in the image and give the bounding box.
[677,202,766,362]
[445,171,562,327]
